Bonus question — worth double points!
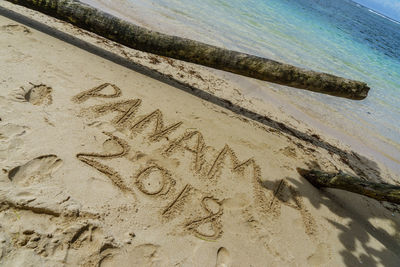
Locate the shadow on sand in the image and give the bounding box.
[1,5,399,265]
[262,176,400,266]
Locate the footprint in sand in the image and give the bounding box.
[216,247,230,267]
[100,244,162,267]
[12,83,53,106]
[0,24,31,34]
[8,155,63,186]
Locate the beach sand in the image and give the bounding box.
[0,2,400,266]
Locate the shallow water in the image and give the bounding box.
[85,0,400,175]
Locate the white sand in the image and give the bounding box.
[0,2,400,266]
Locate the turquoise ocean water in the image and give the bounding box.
[89,0,400,174]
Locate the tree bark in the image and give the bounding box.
[297,168,400,205]
[5,0,370,100]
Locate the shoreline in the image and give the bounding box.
[1,1,400,266]
[79,0,400,178]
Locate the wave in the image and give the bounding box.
[368,9,400,25]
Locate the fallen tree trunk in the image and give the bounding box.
[5,0,370,100]
[297,168,400,205]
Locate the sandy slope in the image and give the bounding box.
[0,2,400,266]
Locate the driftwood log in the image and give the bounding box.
[5,0,370,100]
[297,168,400,205]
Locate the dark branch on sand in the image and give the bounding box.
[6,0,369,100]
[298,168,400,205]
